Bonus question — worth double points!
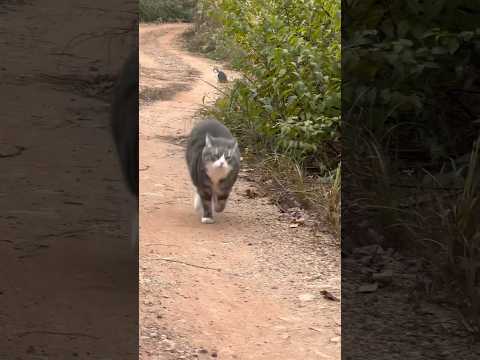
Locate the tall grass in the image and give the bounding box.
[444,137,480,322]
[345,105,480,322]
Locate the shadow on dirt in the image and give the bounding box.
[140,83,192,103]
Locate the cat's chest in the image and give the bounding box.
[205,164,230,187]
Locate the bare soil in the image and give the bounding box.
[0,1,137,359]
[139,23,341,360]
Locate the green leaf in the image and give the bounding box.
[398,21,410,38]
[447,37,460,54]
[431,46,447,55]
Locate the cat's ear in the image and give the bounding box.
[233,140,239,152]
[205,134,213,148]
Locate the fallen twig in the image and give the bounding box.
[199,79,229,96]
[152,257,221,272]
[320,290,340,302]
[270,173,289,193]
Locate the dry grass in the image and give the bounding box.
[346,126,480,326]
[240,151,340,239]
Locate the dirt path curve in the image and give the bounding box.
[139,23,340,360]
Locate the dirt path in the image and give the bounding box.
[139,23,340,360]
[0,2,137,358]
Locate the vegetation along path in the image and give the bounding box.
[139,23,340,360]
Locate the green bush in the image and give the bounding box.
[140,0,196,23]
[343,0,480,163]
[343,0,480,320]
[196,0,341,170]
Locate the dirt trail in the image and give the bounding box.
[139,23,340,360]
[0,2,137,358]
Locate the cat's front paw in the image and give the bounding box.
[214,200,227,213]
[201,217,215,224]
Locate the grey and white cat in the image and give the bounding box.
[186,119,240,224]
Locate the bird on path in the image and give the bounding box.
[213,66,228,83]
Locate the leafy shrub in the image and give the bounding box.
[343,0,480,163]
[140,0,196,23]
[196,0,341,170]
[343,0,480,320]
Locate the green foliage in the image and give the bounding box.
[196,0,341,170]
[140,0,196,23]
[344,0,480,161]
[343,0,480,318]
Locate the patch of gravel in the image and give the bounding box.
[233,168,340,297]
[221,169,341,340]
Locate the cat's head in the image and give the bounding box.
[202,134,239,170]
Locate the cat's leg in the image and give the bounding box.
[198,189,214,224]
[214,192,230,213]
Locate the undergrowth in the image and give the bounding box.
[344,0,480,326]
[140,0,196,23]
[189,0,341,235]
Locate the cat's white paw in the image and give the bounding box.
[201,217,215,224]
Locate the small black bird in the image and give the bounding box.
[213,67,228,83]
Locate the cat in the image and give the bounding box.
[186,118,240,224]
[110,51,139,248]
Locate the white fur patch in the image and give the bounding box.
[194,192,202,213]
[201,217,215,224]
[206,154,232,186]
